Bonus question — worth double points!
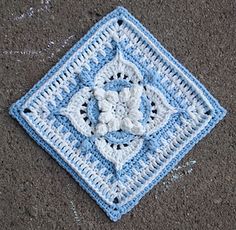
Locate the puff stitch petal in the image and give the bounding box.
[119,88,130,102]
[94,87,106,100]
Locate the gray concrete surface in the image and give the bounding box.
[0,0,235,229]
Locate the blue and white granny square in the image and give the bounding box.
[10,7,226,221]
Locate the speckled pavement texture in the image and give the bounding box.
[0,0,235,229]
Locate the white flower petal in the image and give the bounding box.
[107,118,121,132]
[130,84,143,97]
[106,91,119,104]
[131,123,145,135]
[119,88,130,102]
[98,100,113,112]
[121,117,133,131]
[94,87,105,100]
[128,109,143,121]
[127,97,141,109]
[96,123,108,136]
[99,111,114,123]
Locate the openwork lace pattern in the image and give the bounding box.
[10,7,226,221]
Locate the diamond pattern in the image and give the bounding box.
[10,7,226,221]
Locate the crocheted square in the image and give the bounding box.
[10,7,226,221]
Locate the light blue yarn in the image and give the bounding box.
[87,96,99,125]
[9,6,226,222]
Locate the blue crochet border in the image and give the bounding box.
[9,6,226,221]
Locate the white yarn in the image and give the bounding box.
[94,85,144,136]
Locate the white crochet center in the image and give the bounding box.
[94,85,144,136]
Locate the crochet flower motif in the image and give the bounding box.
[94,85,144,136]
[10,7,226,222]
[59,51,176,170]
